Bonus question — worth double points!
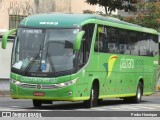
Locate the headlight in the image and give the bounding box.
[57,78,78,88]
[10,79,22,85]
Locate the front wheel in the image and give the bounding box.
[33,100,42,108]
[84,84,98,108]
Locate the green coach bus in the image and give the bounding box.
[1,13,159,108]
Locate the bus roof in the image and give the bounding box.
[20,13,158,34]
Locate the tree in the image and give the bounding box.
[86,0,137,15]
[122,1,160,31]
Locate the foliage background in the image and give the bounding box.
[85,0,160,31]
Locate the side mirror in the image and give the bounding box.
[73,31,85,51]
[1,29,16,49]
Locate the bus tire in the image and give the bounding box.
[123,82,143,103]
[84,83,98,108]
[97,99,103,105]
[132,82,143,103]
[33,100,42,108]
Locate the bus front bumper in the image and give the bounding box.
[10,80,89,101]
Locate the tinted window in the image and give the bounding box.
[149,35,158,56]
[130,32,139,55]
[139,33,148,56]
[108,27,119,53]
[94,25,158,57]
[119,30,130,54]
[94,25,108,52]
[94,25,118,53]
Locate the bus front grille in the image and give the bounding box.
[19,83,59,89]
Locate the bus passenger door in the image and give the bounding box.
[76,24,95,84]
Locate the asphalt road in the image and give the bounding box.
[0,93,160,118]
[0,92,160,111]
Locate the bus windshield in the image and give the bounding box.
[12,28,79,74]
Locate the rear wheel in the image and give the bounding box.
[97,99,103,105]
[84,83,98,108]
[123,82,143,103]
[133,82,143,103]
[33,100,42,108]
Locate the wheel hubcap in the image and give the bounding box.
[137,87,141,100]
[91,89,94,101]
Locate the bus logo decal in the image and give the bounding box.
[39,22,58,25]
[103,55,118,79]
[120,59,134,69]
[36,84,42,89]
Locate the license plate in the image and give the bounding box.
[33,92,45,96]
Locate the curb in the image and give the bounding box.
[153,91,160,96]
[157,84,160,91]
[0,91,10,97]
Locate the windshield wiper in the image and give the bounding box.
[64,40,73,49]
[23,46,42,75]
[23,53,39,75]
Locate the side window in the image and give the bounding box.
[159,35,160,57]
[149,34,158,56]
[130,32,158,57]
[118,30,130,54]
[139,33,148,56]
[138,33,148,56]
[130,32,139,55]
[108,28,118,53]
[94,25,119,53]
[94,25,108,52]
